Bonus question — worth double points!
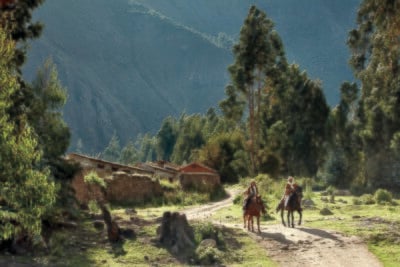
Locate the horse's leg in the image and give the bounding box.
[257,215,261,233]
[243,214,246,228]
[280,209,286,227]
[291,211,295,228]
[287,210,290,227]
[298,209,302,226]
[250,216,254,232]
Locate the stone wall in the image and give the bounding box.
[106,172,162,203]
[179,173,220,192]
[71,170,162,205]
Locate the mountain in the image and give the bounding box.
[23,0,361,153]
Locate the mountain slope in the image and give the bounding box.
[23,0,361,153]
[24,0,231,152]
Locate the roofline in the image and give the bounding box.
[66,153,153,174]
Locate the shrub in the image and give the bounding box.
[195,246,223,265]
[352,198,362,205]
[360,194,375,205]
[194,222,217,244]
[374,189,392,204]
[352,194,376,205]
[84,171,106,188]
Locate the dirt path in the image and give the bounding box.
[181,189,383,267]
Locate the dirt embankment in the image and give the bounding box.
[182,189,383,267]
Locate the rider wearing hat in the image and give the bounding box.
[243,180,258,211]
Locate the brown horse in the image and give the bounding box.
[243,195,266,233]
[276,186,303,228]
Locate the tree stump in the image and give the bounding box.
[157,211,195,253]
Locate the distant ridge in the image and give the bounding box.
[24,0,360,153]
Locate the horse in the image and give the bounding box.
[276,186,303,228]
[243,195,266,233]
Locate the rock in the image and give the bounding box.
[302,199,315,208]
[320,207,333,215]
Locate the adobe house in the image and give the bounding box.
[178,162,221,192]
[136,161,179,182]
[66,153,162,204]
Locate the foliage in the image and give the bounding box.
[0,29,56,240]
[197,130,248,183]
[347,0,400,189]
[156,116,178,161]
[29,59,70,160]
[101,132,121,162]
[193,222,219,245]
[194,245,223,265]
[0,0,45,67]
[374,189,393,204]
[119,140,138,165]
[353,194,375,205]
[84,171,106,189]
[224,5,287,174]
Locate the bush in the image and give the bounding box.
[352,198,362,205]
[374,189,393,204]
[194,222,218,244]
[352,194,376,205]
[195,246,223,265]
[360,194,375,205]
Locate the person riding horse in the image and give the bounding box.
[243,181,258,212]
[283,176,298,208]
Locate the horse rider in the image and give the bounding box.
[283,176,298,208]
[243,180,258,211]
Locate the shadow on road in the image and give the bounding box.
[297,227,343,242]
[259,231,295,245]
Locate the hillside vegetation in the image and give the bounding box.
[24,0,360,152]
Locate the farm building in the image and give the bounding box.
[66,153,162,204]
[178,162,221,191]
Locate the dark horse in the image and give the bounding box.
[276,186,303,228]
[243,195,266,233]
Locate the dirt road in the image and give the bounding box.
[182,189,383,267]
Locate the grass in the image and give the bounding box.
[214,182,400,267]
[2,180,400,266]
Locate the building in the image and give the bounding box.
[66,153,162,204]
[178,162,221,191]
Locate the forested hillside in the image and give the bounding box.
[23,0,360,152]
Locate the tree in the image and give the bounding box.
[347,0,400,189]
[156,116,178,161]
[260,64,329,177]
[225,5,287,174]
[0,29,56,240]
[171,114,205,164]
[29,59,70,163]
[120,140,139,165]
[324,82,360,187]
[0,0,45,68]
[102,133,121,162]
[197,131,249,183]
